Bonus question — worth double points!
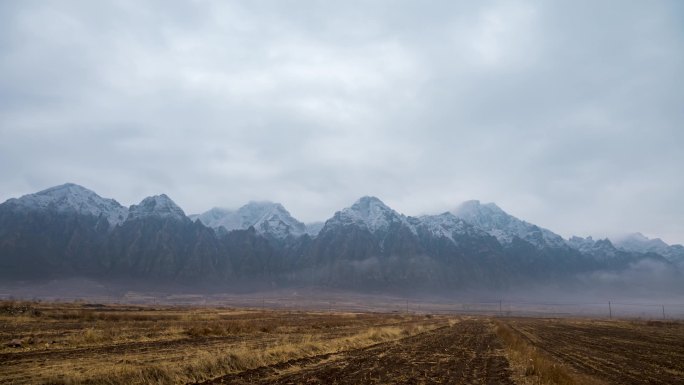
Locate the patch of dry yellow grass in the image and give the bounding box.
[42,323,439,385]
[2,300,445,385]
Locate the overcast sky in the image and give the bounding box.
[1,1,682,244]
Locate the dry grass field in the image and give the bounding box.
[2,300,684,384]
[0,300,444,384]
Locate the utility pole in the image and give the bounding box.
[608,301,612,319]
[662,305,666,320]
[499,300,502,316]
[406,300,409,314]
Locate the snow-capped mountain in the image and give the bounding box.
[613,233,684,264]
[453,200,566,249]
[322,196,413,234]
[0,183,681,293]
[321,198,496,247]
[192,201,306,238]
[127,194,186,221]
[2,183,128,226]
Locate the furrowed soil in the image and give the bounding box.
[505,318,684,385]
[0,301,448,384]
[5,300,682,385]
[200,319,514,385]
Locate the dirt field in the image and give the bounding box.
[0,301,446,384]
[506,318,684,385]
[201,319,514,384]
[3,300,684,385]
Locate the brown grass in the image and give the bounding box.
[41,324,436,385]
[1,300,445,385]
[493,320,605,385]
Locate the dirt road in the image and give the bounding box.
[201,319,514,385]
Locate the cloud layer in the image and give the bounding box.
[1,1,682,243]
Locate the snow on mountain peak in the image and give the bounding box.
[352,196,390,211]
[326,196,411,234]
[192,201,306,238]
[453,200,565,248]
[323,198,493,242]
[3,183,128,226]
[416,212,487,242]
[127,194,186,221]
[241,201,306,238]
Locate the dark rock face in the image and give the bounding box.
[0,208,108,278]
[0,184,680,293]
[100,216,227,280]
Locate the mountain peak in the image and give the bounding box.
[456,200,504,215]
[614,232,670,248]
[44,182,86,191]
[627,232,650,242]
[3,183,128,226]
[350,196,392,214]
[239,201,306,238]
[613,232,684,263]
[454,200,565,248]
[33,183,97,198]
[191,201,306,238]
[325,196,408,234]
[242,201,287,214]
[127,194,186,220]
[355,195,386,204]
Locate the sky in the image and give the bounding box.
[1,1,683,244]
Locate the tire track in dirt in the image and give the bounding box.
[200,319,514,385]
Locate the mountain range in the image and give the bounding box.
[0,183,681,294]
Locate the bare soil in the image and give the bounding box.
[0,301,443,384]
[506,318,684,385]
[200,319,515,385]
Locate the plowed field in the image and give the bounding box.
[0,302,446,384]
[5,300,683,385]
[506,318,684,385]
[201,319,514,385]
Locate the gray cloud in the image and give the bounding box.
[1,0,682,244]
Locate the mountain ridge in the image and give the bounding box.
[0,183,680,293]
